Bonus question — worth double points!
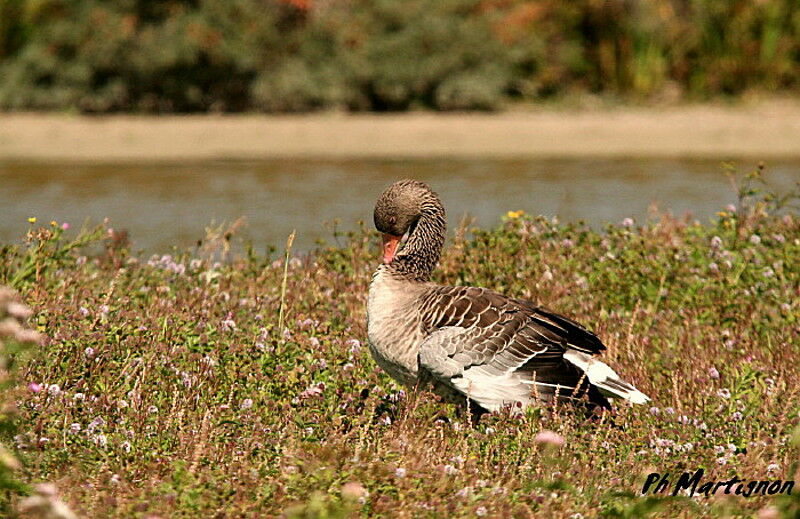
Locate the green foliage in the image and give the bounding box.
[0,168,798,516]
[1,0,800,112]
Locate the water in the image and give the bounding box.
[1,158,798,254]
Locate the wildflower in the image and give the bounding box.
[88,417,105,431]
[93,434,108,447]
[749,234,761,245]
[110,474,121,485]
[731,411,743,421]
[664,407,675,415]
[298,318,315,329]
[534,430,565,447]
[767,463,780,473]
[47,384,62,397]
[762,267,774,278]
[221,318,236,332]
[7,301,33,320]
[717,388,731,399]
[147,405,158,414]
[621,217,634,227]
[757,506,780,519]
[309,337,320,348]
[27,217,36,224]
[298,382,325,400]
[84,347,95,358]
[506,210,525,219]
[710,236,723,249]
[121,441,132,453]
[708,262,719,273]
[345,339,361,353]
[240,398,253,410]
[99,305,110,315]
[561,238,574,249]
[61,222,70,230]
[117,400,128,409]
[28,382,42,393]
[727,443,737,453]
[38,437,50,446]
[78,307,90,317]
[456,487,471,498]
[69,423,81,434]
[772,234,785,244]
[394,467,407,478]
[649,406,660,415]
[708,367,720,379]
[476,507,488,517]
[73,393,85,402]
[443,464,459,475]
[341,482,368,504]
[542,270,554,282]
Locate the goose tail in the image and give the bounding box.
[564,350,650,404]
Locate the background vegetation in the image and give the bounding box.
[0,169,798,517]
[1,0,800,112]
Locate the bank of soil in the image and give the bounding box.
[2,101,800,162]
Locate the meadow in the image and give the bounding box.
[0,168,798,518]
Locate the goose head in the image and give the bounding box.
[373,179,431,264]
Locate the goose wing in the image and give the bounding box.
[416,286,647,412]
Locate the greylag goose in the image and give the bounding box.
[367,179,649,414]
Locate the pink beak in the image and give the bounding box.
[382,234,401,264]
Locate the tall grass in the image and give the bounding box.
[0,168,798,517]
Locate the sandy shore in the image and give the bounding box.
[2,101,800,161]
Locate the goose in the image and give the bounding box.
[366,179,649,415]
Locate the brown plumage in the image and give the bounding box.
[367,179,649,414]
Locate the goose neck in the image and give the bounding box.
[390,201,445,282]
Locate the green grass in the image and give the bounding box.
[1,168,799,517]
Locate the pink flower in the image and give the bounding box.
[534,430,565,447]
[28,382,42,393]
[708,367,720,379]
[61,222,70,230]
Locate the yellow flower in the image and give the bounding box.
[27,217,37,224]
[50,220,58,227]
[506,210,525,219]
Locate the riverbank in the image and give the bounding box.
[2,101,800,162]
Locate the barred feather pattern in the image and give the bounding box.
[367,179,649,414]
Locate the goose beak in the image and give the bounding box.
[382,233,401,264]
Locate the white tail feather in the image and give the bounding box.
[563,350,650,404]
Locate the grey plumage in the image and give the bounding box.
[367,179,649,414]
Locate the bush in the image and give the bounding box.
[0,0,799,112]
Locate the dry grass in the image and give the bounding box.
[1,169,798,518]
